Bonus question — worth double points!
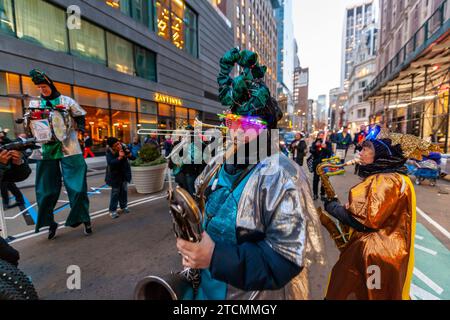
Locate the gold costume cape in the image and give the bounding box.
[326,173,416,300]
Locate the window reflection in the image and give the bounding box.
[112,110,137,144]
[0,0,15,35]
[84,106,111,153]
[155,0,197,56]
[69,19,107,64]
[156,0,171,40]
[15,0,68,52]
[74,87,109,109]
[21,76,72,98]
[170,0,185,49]
[107,32,135,76]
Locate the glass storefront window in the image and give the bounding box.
[111,94,137,143]
[73,87,109,109]
[0,0,15,35]
[112,110,137,144]
[53,82,72,97]
[20,76,39,97]
[69,19,107,65]
[15,0,68,52]
[158,103,173,117]
[106,32,135,76]
[0,72,23,135]
[84,106,111,153]
[135,46,157,82]
[138,99,157,114]
[21,76,72,98]
[0,73,20,95]
[139,113,157,130]
[189,109,199,121]
[175,106,188,119]
[111,93,136,111]
[0,96,23,135]
[158,116,175,130]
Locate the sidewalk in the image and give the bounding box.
[17,156,107,189]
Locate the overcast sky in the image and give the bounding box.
[293,0,366,101]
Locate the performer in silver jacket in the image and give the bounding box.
[176,48,326,300]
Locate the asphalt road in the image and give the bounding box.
[2,154,449,300]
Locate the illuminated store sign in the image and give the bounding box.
[154,93,183,106]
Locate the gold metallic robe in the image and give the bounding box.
[326,173,416,300]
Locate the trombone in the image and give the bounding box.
[137,118,228,138]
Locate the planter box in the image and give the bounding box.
[131,163,167,194]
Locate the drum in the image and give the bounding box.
[49,110,70,142]
[25,108,70,143]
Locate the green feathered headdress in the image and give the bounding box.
[29,69,54,86]
[217,48,271,116]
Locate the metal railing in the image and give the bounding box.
[364,0,449,99]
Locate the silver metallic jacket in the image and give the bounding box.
[29,95,87,160]
[195,153,327,300]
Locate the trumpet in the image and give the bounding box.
[317,158,360,251]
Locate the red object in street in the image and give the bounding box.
[83,147,95,158]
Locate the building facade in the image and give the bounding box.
[275,0,294,94]
[347,23,378,134]
[0,0,233,153]
[293,67,309,131]
[210,0,279,94]
[274,0,295,130]
[341,0,375,90]
[314,94,328,130]
[364,0,449,152]
[329,87,348,131]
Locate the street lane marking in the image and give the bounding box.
[9,193,167,244]
[415,235,424,240]
[9,194,164,239]
[414,244,437,256]
[416,207,450,240]
[413,267,444,295]
[410,283,440,300]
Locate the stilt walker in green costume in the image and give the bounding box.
[29,69,92,239]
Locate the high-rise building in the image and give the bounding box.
[307,99,314,133]
[274,0,295,129]
[315,95,328,130]
[0,0,233,150]
[347,22,378,134]
[294,40,301,69]
[293,67,309,131]
[210,0,280,94]
[329,88,341,131]
[341,0,375,90]
[275,0,294,94]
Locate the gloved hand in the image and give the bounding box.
[74,116,86,134]
[323,198,339,212]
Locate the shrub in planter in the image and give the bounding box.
[131,144,167,194]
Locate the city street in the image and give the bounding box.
[3,154,449,300]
